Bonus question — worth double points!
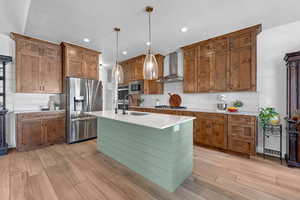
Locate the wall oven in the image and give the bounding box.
[118,85,129,110]
[129,81,143,94]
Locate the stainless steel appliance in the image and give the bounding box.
[118,85,129,110]
[129,81,143,94]
[65,77,102,144]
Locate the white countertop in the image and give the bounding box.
[130,106,259,116]
[13,109,65,114]
[86,110,196,130]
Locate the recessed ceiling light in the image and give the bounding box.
[122,51,127,55]
[83,38,90,43]
[181,27,188,32]
[146,41,151,46]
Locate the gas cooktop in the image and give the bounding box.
[155,105,187,109]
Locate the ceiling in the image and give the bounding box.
[1,0,300,66]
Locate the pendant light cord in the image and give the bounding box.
[148,10,152,51]
[116,30,119,65]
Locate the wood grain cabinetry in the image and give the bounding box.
[182,25,261,93]
[120,54,164,94]
[61,42,100,80]
[130,107,256,156]
[17,112,65,151]
[195,113,227,150]
[228,115,256,155]
[11,33,63,93]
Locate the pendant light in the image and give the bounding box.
[143,6,158,80]
[112,27,124,84]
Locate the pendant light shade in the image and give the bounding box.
[143,6,158,80]
[143,51,158,80]
[112,27,124,84]
[112,62,124,83]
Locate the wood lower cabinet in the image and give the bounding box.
[182,24,261,93]
[61,42,100,80]
[11,33,63,94]
[228,115,256,156]
[17,112,66,151]
[130,107,256,156]
[195,113,227,150]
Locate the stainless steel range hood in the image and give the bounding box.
[157,51,183,83]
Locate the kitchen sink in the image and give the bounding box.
[129,112,149,116]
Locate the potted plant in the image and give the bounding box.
[258,107,280,128]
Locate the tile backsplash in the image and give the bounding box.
[141,82,260,112]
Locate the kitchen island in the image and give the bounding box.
[87,110,195,192]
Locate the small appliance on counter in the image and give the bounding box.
[216,95,227,111]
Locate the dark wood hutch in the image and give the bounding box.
[285,51,300,167]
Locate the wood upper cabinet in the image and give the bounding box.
[183,47,197,93]
[11,33,63,93]
[17,112,66,151]
[61,42,100,80]
[228,32,256,91]
[181,24,261,93]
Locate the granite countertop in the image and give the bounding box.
[130,106,259,116]
[86,110,196,130]
[13,109,66,114]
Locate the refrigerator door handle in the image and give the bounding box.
[71,116,97,122]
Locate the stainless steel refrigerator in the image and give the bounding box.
[64,77,102,144]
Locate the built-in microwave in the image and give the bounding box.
[129,81,144,94]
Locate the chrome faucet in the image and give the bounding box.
[122,95,130,115]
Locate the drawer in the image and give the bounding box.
[17,113,43,120]
[228,137,251,155]
[228,123,255,140]
[228,115,256,125]
[197,112,226,122]
[42,112,65,118]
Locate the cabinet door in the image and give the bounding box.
[228,32,256,91]
[183,47,197,93]
[65,46,84,77]
[16,40,42,93]
[211,116,227,149]
[17,117,44,151]
[197,117,212,145]
[83,51,99,80]
[41,44,62,93]
[211,38,229,92]
[198,45,213,92]
[134,57,144,81]
[44,117,66,144]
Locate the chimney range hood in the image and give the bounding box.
[157,51,183,83]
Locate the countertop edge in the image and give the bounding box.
[129,106,258,116]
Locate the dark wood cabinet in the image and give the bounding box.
[17,112,66,151]
[11,33,63,94]
[61,42,100,80]
[182,25,261,93]
[130,107,256,156]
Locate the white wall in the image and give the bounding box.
[0,34,60,147]
[256,20,300,155]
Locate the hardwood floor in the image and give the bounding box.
[1,140,300,200]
